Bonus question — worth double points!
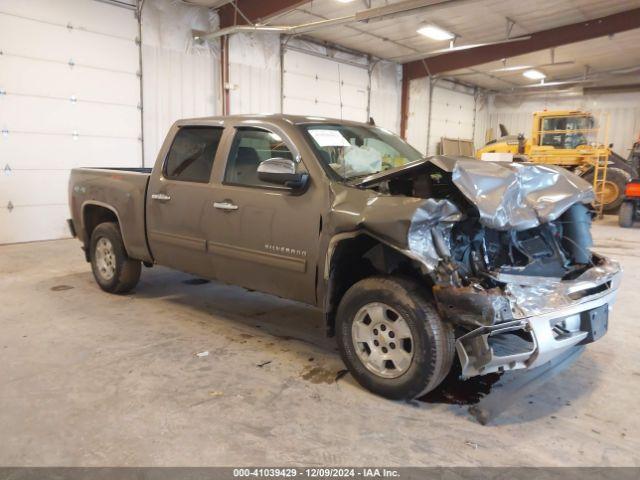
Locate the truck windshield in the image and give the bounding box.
[300,123,423,180]
[540,116,596,149]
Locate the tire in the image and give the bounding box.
[583,167,631,213]
[336,276,455,400]
[90,222,141,294]
[619,201,635,228]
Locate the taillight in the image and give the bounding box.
[625,182,640,198]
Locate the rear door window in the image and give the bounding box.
[164,127,224,182]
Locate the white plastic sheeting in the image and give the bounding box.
[405,77,429,154]
[0,0,141,243]
[369,61,402,134]
[142,0,220,165]
[227,32,280,115]
[473,92,491,150]
[485,92,640,156]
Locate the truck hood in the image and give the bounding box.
[354,155,594,231]
[329,155,596,275]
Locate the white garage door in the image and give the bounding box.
[0,0,141,244]
[428,84,476,155]
[283,48,369,122]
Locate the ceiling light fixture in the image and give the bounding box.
[417,24,454,41]
[335,0,356,3]
[492,65,533,72]
[523,69,546,80]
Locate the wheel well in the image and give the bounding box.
[82,204,119,261]
[324,234,429,337]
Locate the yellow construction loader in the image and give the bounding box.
[476,110,636,212]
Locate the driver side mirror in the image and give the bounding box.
[257,158,309,191]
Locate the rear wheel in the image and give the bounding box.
[336,276,455,400]
[583,167,631,213]
[90,222,141,293]
[619,201,635,228]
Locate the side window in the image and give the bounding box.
[164,127,223,182]
[224,127,294,187]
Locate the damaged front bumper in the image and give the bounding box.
[452,257,621,378]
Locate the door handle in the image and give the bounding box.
[151,193,171,202]
[213,201,239,211]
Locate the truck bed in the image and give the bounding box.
[68,167,152,263]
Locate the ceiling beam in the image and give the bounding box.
[584,83,640,94]
[217,0,309,28]
[403,7,640,81]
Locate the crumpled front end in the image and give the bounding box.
[351,155,622,379]
[449,255,621,378]
[422,158,620,378]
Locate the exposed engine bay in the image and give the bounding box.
[356,155,596,289]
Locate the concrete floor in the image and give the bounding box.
[1,216,639,467]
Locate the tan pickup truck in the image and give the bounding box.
[68,114,621,400]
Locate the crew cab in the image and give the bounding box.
[68,114,621,400]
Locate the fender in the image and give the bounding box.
[81,201,132,261]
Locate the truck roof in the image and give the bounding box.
[175,113,373,127]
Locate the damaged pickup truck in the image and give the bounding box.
[68,114,621,400]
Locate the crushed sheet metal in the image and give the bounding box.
[504,256,622,318]
[433,284,513,327]
[407,199,461,269]
[331,154,594,271]
[431,156,595,231]
[329,185,461,271]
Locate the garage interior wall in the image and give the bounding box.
[0,0,141,244]
[141,0,220,165]
[283,38,370,123]
[428,80,476,155]
[369,60,402,134]
[0,0,220,245]
[484,91,640,156]
[405,77,429,154]
[227,32,281,115]
[405,78,476,155]
[404,81,640,158]
[10,1,638,245]
[227,33,402,134]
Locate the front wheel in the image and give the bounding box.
[336,276,455,400]
[90,222,141,294]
